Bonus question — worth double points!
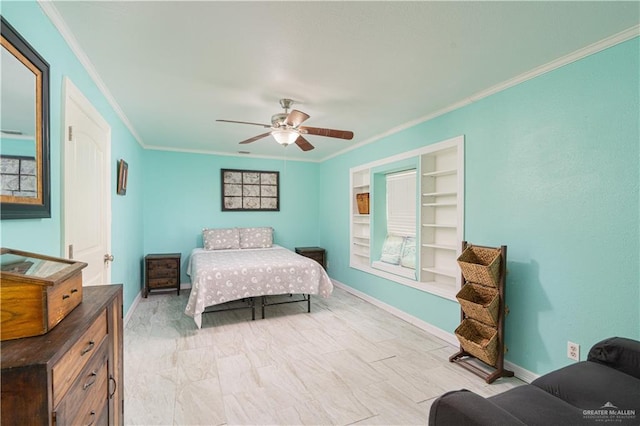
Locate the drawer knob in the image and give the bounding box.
[80,340,95,356]
[83,371,98,390]
[62,288,79,300]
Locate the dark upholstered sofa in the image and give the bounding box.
[429,337,640,425]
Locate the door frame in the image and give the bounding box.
[62,77,112,283]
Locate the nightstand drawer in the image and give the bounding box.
[148,259,178,271]
[304,253,324,264]
[149,277,178,289]
[147,267,177,279]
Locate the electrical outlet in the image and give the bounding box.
[567,341,580,361]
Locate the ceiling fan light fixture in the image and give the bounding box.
[271,129,298,146]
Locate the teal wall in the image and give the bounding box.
[142,151,320,282]
[319,37,640,375]
[1,137,36,157]
[0,2,145,314]
[1,1,637,378]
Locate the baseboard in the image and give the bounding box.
[332,280,458,346]
[332,279,538,383]
[504,361,539,384]
[124,291,142,326]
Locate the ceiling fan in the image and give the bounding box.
[216,99,354,151]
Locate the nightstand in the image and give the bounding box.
[144,253,181,298]
[295,247,326,270]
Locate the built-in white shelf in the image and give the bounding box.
[422,223,457,228]
[420,140,464,293]
[422,191,457,197]
[422,202,457,207]
[422,243,457,251]
[350,135,464,299]
[422,169,457,178]
[421,267,458,278]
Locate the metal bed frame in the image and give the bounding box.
[202,294,311,321]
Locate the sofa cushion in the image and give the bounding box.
[489,385,585,426]
[532,361,640,412]
[429,389,526,426]
[588,337,640,380]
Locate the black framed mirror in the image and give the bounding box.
[0,16,50,219]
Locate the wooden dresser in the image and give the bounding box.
[1,285,123,426]
[144,253,181,297]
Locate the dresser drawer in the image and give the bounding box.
[54,339,109,426]
[52,311,107,406]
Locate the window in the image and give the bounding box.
[349,135,464,300]
[386,170,416,237]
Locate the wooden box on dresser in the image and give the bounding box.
[1,285,123,426]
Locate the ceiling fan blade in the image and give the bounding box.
[217,119,271,128]
[294,136,315,151]
[284,110,310,127]
[299,126,354,140]
[239,132,271,144]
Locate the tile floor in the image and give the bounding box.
[124,286,524,425]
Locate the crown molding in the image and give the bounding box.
[36,1,638,162]
[322,25,640,162]
[37,1,145,148]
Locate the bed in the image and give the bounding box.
[185,238,333,328]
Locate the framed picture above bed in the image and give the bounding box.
[221,168,279,211]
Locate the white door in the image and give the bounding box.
[63,78,112,286]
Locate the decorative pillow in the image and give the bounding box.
[239,227,273,249]
[203,227,240,250]
[400,236,416,269]
[380,235,405,265]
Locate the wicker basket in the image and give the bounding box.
[456,283,499,327]
[356,193,370,214]
[457,246,502,287]
[455,318,498,367]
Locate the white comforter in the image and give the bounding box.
[185,246,333,327]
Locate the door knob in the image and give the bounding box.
[104,253,114,263]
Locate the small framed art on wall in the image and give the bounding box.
[117,159,128,195]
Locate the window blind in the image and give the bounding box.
[386,170,416,237]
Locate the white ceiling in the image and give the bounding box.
[45,1,639,162]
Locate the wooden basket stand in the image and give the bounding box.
[450,241,514,384]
